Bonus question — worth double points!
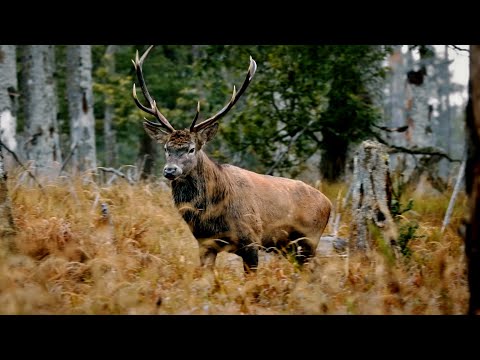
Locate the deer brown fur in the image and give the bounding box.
[132,46,332,272]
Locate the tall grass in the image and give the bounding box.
[0,171,468,314]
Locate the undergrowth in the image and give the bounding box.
[0,170,469,314]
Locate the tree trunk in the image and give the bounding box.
[103,45,117,168]
[138,130,157,180]
[465,45,480,315]
[384,45,408,172]
[66,45,96,174]
[0,145,15,243]
[442,45,452,156]
[403,47,438,186]
[23,45,62,178]
[435,45,455,181]
[0,45,18,170]
[382,45,453,191]
[350,140,398,252]
[320,133,348,181]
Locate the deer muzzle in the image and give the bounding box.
[163,164,182,180]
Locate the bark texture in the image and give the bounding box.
[0,45,18,163]
[350,140,397,252]
[0,145,15,240]
[23,45,62,178]
[66,45,96,173]
[103,45,117,168]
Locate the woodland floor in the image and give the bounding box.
[0,169,469,314]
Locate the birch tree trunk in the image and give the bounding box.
[383,45,452,191]
[350,140,398,252]
[436,46,453,180]
[103,45,117,168]
[465,45,480,315]
[0,45,18,170]
[66,45,96,174]
[383,46,411,178]
[23,45,62,178]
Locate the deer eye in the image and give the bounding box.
[188,148,195,154]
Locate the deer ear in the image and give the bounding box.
[143,121,170,143]
[197,122,219,144]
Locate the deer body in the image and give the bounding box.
[171,149,331,270]
[132,46,332,272]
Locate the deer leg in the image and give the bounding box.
[199,244,218,270]
[295,238,315,265]
[287,237,315,266]
[235,237,259,273]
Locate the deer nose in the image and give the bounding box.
[163,165,181,180]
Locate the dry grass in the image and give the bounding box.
[0,171,469,314]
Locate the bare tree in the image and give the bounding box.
[66,45,96,173]
[22,45,62,178]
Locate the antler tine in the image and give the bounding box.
[192,56,257,132]
[132,45,175,133]
[189,101,201,131]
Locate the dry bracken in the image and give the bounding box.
[0,172,468,314]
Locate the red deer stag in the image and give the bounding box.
[132,46,332,272]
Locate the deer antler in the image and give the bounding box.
[190,56,257,132]
[132,45,175,133]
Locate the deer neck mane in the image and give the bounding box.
[171,151,230,210]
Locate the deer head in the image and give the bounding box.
[132,45,257,180]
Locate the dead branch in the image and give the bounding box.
[373,124,409,133]
[59,142,78,175]
[0,138,44,191]
[448,45,470,53]
[97,167,135,185]
[387,144,460,162]
[373,134,461,162]
[441,155,466,233]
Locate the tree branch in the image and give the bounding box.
[373,134,461,162]
[372,124,409,133]
[59,142,78,175]
[270,91,286,124]
[387,144,461,162]
[266,119,315,175]
[448,45,470,53]
[441,154,466,233]
[97,167,135,185]
[0,139,44,191]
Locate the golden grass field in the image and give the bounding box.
[0,170,469,314]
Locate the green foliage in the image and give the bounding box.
[398,222,420,257]
[185,45,390,178]
[409,45,435,60]
[369,222,396,265]
[391,196,414,218]
[92,45,138,167]
[389,174,421,257]
[390,174,415,217]
[17,45,391,180]
[91,45,196,168]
